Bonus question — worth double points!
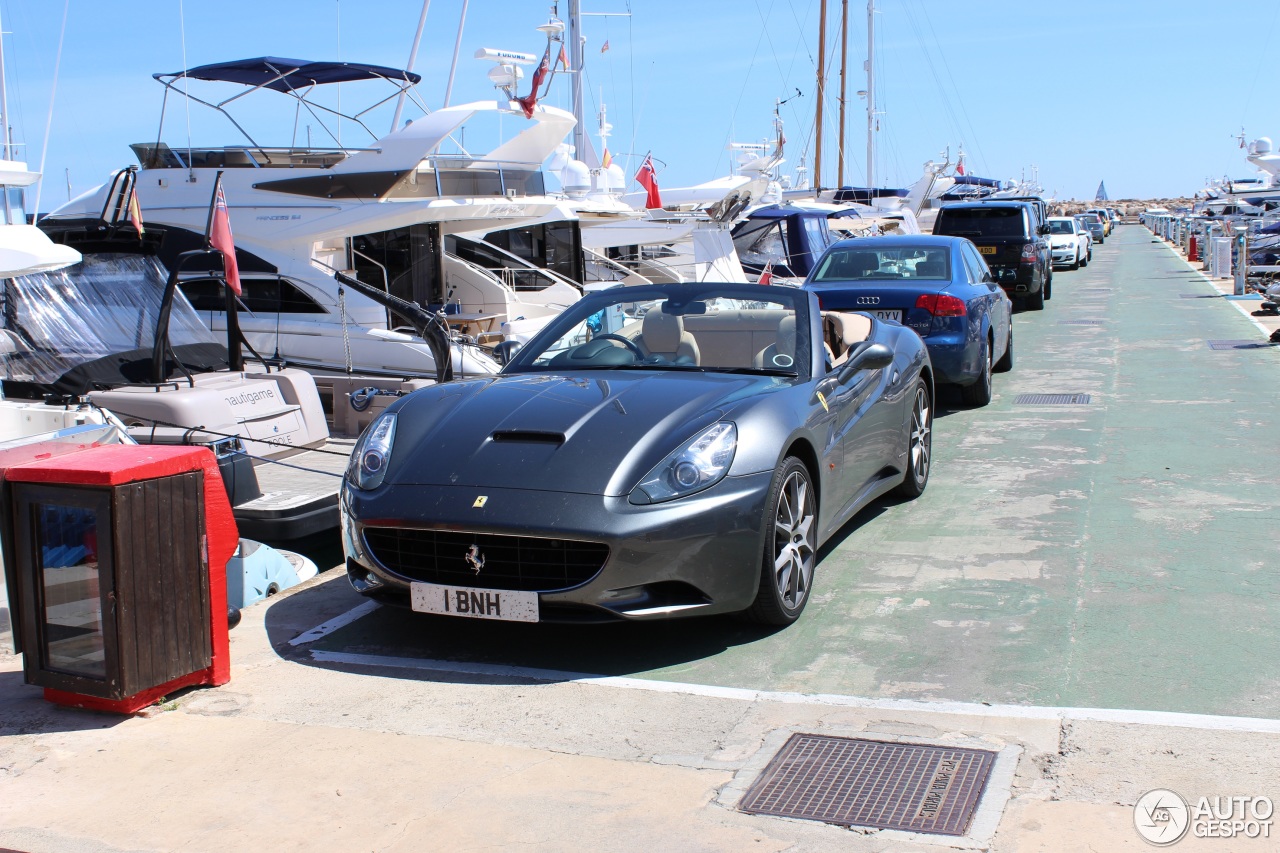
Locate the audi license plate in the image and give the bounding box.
[411,582,539,622]
[870,309,902,322]
[978,246,997,255]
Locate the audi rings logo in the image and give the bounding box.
[465,544,485,575]
[1134,790,1190,846]
[856,296,880,305]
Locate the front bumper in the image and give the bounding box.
[1050,246,1078,266]
[341,472,775,623]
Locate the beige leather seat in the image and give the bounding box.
[753,314,797,369]
[822,312,874,367]
[641,310,700,365]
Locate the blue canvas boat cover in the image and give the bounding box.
[156,57,421,91]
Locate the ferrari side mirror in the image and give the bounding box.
[838,342,893,384]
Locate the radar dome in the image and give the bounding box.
[560,159,591,198]
[1254,137,1273,154]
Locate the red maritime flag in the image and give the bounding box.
[127,188,145,237]
[758,261,774,286]
[955,160,965,176]
[600,39,610,54]
[635,154,662,209]
[516,48,551,119]
[209,180,241,296]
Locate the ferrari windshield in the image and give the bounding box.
[505,284,810,379]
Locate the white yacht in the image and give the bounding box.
[44,57,587,379]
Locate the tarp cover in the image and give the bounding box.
[1,254,220,386]
[158,57,421,92]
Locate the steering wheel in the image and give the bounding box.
[593,333,645,358]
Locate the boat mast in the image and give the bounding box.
[568,0,589,165]
[837,0,847,188]
[442,0,471,107]
[865,0,875,188]
[815,0,827,190]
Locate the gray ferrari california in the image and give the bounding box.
[341,282,933,626]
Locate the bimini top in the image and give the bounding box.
[155,57,421,92]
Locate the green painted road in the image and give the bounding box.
[313,226,1280,718]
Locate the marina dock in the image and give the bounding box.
[4,226,1278,850]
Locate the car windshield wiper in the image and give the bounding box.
[713,366,800,377]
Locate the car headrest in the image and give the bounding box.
[776,314,797,353]
[642,310,685,352]
[915,260,945,277]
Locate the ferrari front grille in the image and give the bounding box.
[363,528,610,592]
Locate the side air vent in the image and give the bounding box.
[490,430,565,445]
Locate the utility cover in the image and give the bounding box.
[739,734,996,836]
[1013,393,1091,405]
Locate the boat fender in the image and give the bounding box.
[228,605,242,630]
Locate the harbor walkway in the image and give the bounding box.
[3,225,1278,851]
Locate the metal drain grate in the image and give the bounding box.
[739,734,996,836]
[1203,338,1274,348]
[1014,393,1091,405]
[1059,320,1105,325]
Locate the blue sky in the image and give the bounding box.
[1,0,1274,211]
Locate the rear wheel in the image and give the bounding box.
[1025,285,1045,311]
[960,336,994,407]
[895,380,932,498]
[994,324,1014,373]
[746,457,817,626]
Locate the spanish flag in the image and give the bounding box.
[602,148,612,169]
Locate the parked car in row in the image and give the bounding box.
[932,200,1052,309]
[1086,208,1113,237]
[803,235,1013,406]
[1076,212,1106,244]
[1047,217,1090,270]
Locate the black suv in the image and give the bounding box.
[932,200,1052,309]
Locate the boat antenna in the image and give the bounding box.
[391,0,432,131]
[442,0,471,108]
[0,4,9,162]
[33,0,69,224]
[178,0,194,183]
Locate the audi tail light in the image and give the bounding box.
[914,294,967,317]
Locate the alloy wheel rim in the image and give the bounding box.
[910,386,931,482]
[773,470,815,610]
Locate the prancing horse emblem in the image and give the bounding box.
[465,545,485,575]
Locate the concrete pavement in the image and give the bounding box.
[3,225,1279,851]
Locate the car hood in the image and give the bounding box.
[383,371,777,495]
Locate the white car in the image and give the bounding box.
[1047,217,1089,269]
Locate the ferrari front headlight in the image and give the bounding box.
[630,422,737,504]
[346,412,397,490]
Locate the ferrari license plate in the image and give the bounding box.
[411,582,539,622]
[978,246,997,255]
[870,309,902,322]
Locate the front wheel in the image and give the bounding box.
[745,457,817,626]
[895,380,933,498]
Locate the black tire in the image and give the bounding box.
[894,380,932,498]
[1025,285,1045,310]
[1080,252,1088,268]
[745,457,817,626]
[1045,276,1053,301]
[960,335,994,407]
[994,324,1014,373]
[1069,259,1080,270]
